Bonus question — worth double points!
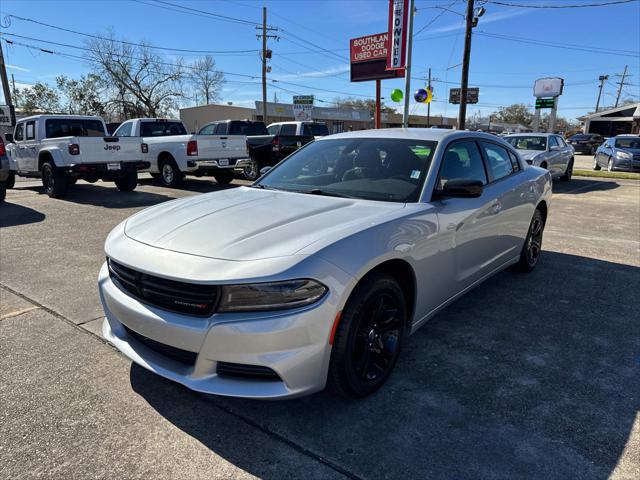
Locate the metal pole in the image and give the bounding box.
[614,65,628,108]
[532,108,541,132]
[548,97,558,133]
[375,79,381,129]
[595,75,608,112]
[261,6,268,124]
[458,0,475,131]
[402,0,415,128]
[427,67,431,127]
[0,41,16,126]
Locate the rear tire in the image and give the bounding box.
[159,158,183,187]
[41,161,68,198]
[327,273,407,399]
[6,171,15,189]
[213,170,234,185]
[516,209,545,273]
[560,158,573,182]
[243,158,260,181]
[115,171,138,192]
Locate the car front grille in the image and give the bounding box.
[108,259,219,316]
[123,324,197,366]
[216,362,281,381]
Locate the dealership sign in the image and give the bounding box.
[293,95,314,121]
[449,88,479,104]
[386,0,409,71]
[0,105,13,127]
[533,77,564,98]
[350,32,405,82]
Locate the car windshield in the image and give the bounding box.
[257,138,436,203]
[229,122,268,136]
[45,119,105,138]
[506,136,547,151]
[140,121,186,137]
[614,137,640,149]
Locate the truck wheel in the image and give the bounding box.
[0,181,6,202]
[42,162,69,198]
[115,171,138,192]
[243,159,260,181]
[159,158,183,187]
[213,170,234,185]
[6,171,15,189]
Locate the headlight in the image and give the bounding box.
[217,279,327,312]
[616,151,632,159]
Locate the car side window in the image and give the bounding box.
[480,142,514,181]
[114,122,132,137]
[508,151,521,172]
[548,136,558,148]
[438,141,488,187]
[280,124,297,136]
[14,123,24,141]
[215,123,227,135]
[267,125,279,135]
[555,136,566,147]
[199,124,215,135]
[25,121,36,140]
[302,124,312,137]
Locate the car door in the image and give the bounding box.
[431,139,505,293]
[23,120,39,171]
[546,136,562,176]
[555,136,572,172]
[12,122,26,171]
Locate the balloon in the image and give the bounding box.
[390,89,403,102]
[425,87,433,104]
[414,88,428,103]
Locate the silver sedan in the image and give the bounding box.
[99,129,552,399]
[593,135,640,172]
[504,133,574,181]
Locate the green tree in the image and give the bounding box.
[14,82,62,115]
[492,103,533,126]
[333,97,395,115]
[56,74,106,116]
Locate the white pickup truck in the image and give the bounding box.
[113,118,250,187]
[6,115,149,198]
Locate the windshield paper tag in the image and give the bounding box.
[410,170,421,179]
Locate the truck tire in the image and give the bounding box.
[6,171,15,189]
[243,158,260,181]
[159,158,183,187]
[213,170,234,185]
[0,181,6,202]
[42,161,69,198]
[115,171,138,192]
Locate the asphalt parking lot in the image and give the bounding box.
[1,172,639,479]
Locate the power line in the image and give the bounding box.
[414,1,458,37]
[485,0,638,8]
[142,0,267,27]
[0,14,260,55]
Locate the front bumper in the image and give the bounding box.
[98,262,339,399]
[611,158,640,172]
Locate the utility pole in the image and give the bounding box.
[595,74,608,112]
[0,40,16,126]
[256,7,278,124]
[427,67,432,127]
[402,0,415,128]
[11,73,16,98]
[458,0,475,130]
[614,65,628,108]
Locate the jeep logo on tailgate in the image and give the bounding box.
[104,144,121,151]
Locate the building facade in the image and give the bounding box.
[579,103,640,136]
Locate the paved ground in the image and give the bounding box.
[575,154,594,170]
[1,173,639,479]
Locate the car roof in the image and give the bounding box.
[504,133,558,138]
[18,114,104,122]
[318,128,501,143]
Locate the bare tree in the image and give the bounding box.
[84,32,185,118]
[189,55,224,105]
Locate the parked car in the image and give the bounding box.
[6,115,149,198]
[504,133,574,181]
[114,118,250,187]
[99,129,552,399]
[566,133,604,155]
[197,120,271,181]
[0,135,9,202]
[593,135,640,172]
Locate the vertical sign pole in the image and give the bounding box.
[532,108,541,132]
[458,0,475,131]
[375,79,381,129]
[402,0,414,128]
[548,97,558,133]
[261,7,268,125]
[427,67,432,127]
[0,41,16,126]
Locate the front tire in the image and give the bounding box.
[607,158,614,172]
[327,273,407,399]
[593,156,601,171]
[41,162,69,198]
[213,170,234,184]
[560,158,573,182]
[516,209,545,273]
[114,171,138,192]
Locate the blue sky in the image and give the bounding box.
[1,0,639,121]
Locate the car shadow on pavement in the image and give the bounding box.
[138,177,243,194]
[130,251,640,480]
[0,202,46,228]
[553,178,620,194]
[14,183,176,208]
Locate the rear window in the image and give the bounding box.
[280,124,297,136]
[307,123,329,136]
[45,119,105,138]
[140,121,187,137]
[228,121,268,136]
[570,134,591,141]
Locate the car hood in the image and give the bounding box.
[517,150,544,161]
[124,186,405,261]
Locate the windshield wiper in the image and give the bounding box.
[308,188,355,199]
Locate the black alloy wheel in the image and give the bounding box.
[517,209,544,272]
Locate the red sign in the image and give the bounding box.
[386,0,409,71]
[350,33,389,64]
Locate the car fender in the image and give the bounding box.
[38,146,66,168]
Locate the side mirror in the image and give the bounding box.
[435,179,483,199]
[259,166,271,175]
[5,133,13,143]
